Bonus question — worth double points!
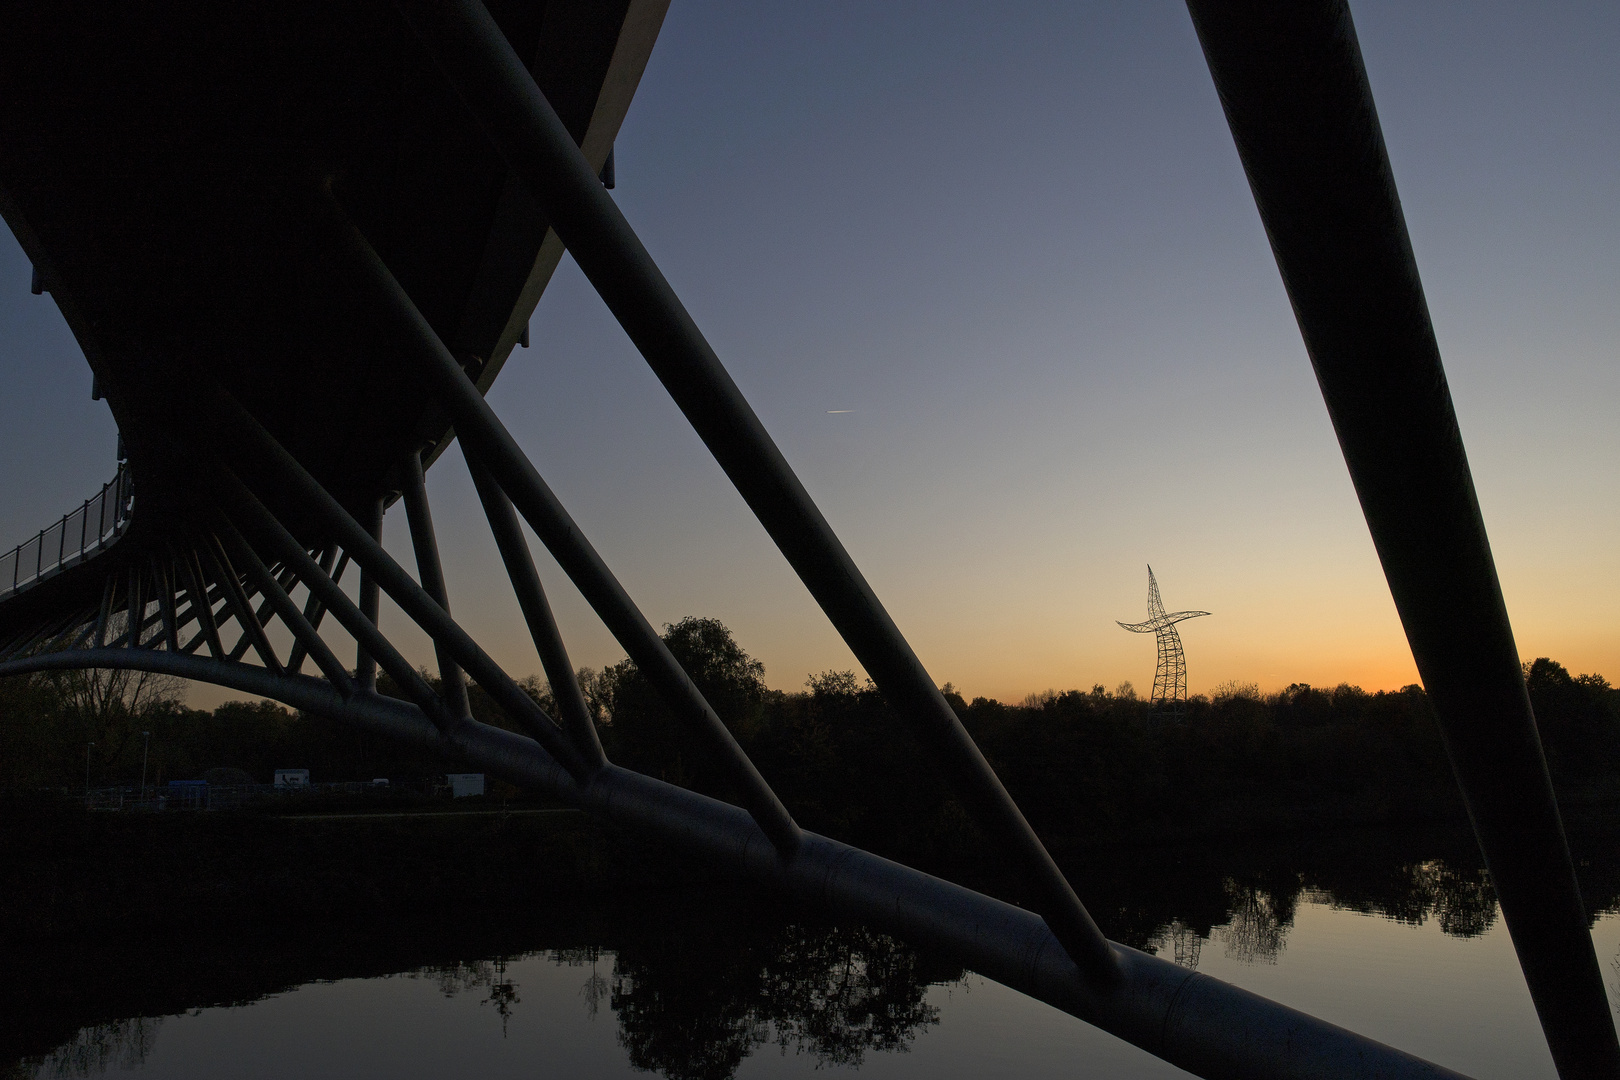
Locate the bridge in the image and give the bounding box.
[0,3,1612,1078]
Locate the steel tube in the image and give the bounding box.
[0,647,1474,1080]
[225,563,299,662]
[328,218,799,854]
[217,521,356,696]
[7,612,72,659]
[212,468,453,728]
[1184,4,1618,1077]
[355,497,384,691]
[175,543,224,659]
[110,586,197,654]
[200,534,281,673]
[177,583,236,655]
[68,607,99,651]
[394,0,1105,977]
[227,620,255,662]
[37,611,80,655]
[286,546,339,675]
[467,450,605,767]
[91,574,113,648]
[400,448,473,720]
[154,557,178,653]
[201,427,585,773]
[124,564,141,649]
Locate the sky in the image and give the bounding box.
[1,0,1617,706]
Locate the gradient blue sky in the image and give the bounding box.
[2,1,1616,705]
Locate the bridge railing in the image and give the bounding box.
[0,464,132,599]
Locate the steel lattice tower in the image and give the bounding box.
[2,3,1615,1073]
[1117,566,1209,710]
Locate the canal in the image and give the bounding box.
[12,818,1620,1079]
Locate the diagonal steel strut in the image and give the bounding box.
[199,402,591,777]
[0,639,1477,1080]
[322,207,801,855]
[393,0,1112,980]
[467,450,606,768]
[211,465,457,729]
[285,545,341,675]
[401,447,474,722]
[215,520,357,696]
[355,496,385,693]
[1186,3,1619,1077]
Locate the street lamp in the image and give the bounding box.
[140,731,151,802]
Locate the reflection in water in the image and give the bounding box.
[558,946,611,1019]
[15,844,1521,1080]
[1217,881,1290,965]
[415,925,957,1080]
[1142,856,1496,972]
[613,923,952,1079]
[411,959,523,1034]
[1608,945,1620,1017]
[25,1018,162,1079]
[1378,861,1497,938]
[1150,920,1203,970]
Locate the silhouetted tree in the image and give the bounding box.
[1524,658,1619,778]
[594,617,767,795]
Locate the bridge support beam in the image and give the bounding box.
[203,414,589,775]
[394,0,1110,978]
[467,450,606,768]
[217,522,356,696]
[401,447,473,722]
[1185,3,1619,1077]
[0,643,1474,1080]
[285,546,341,675]
[354,496,385,692]
[329,213,801,855]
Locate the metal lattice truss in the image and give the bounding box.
[1,3,1614,1079]
[1117,566,1209,709]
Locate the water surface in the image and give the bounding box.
[22,832,1620,1080]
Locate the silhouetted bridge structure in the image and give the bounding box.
[1,4,1612,1078]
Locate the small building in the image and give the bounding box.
[447,773,485,798]
[167,779,208,809]
[274,768,310,788]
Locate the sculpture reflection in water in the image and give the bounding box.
[1144,859,1498,972]
[3,847,1524,1079]
[406,859,1499,1080]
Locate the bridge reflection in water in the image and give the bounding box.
[15,831,1616,1080]
[1,0,1612,1076]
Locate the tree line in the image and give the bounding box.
[3,617,1618,856]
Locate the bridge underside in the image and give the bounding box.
[0,0,652,549]
[0,3,1613,1080]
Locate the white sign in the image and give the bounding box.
[447,773,485,798]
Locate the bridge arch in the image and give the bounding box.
[0,2,1609,1078]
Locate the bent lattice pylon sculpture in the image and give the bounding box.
[0,1,1614,1077]
[1117,566,1209,710]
